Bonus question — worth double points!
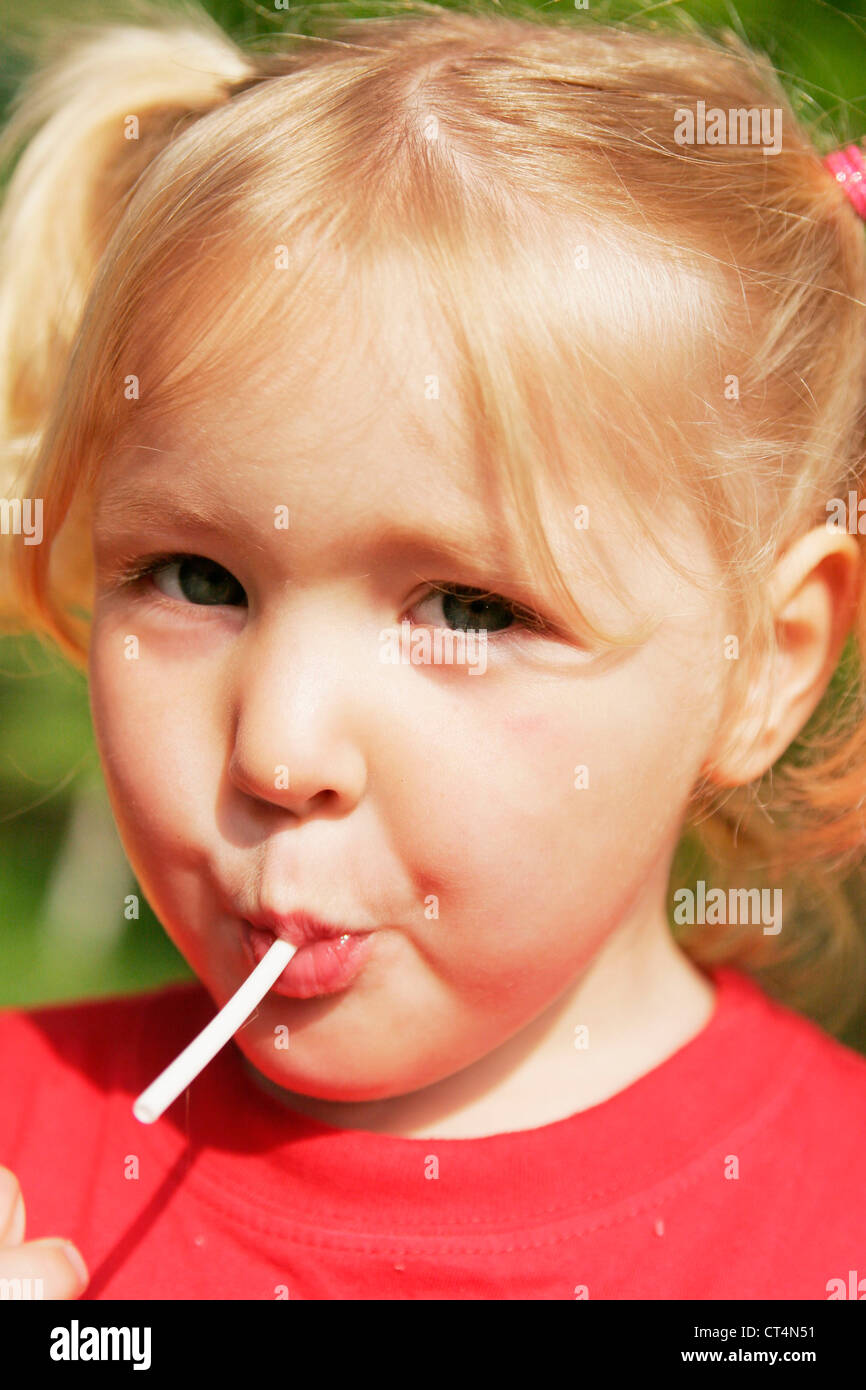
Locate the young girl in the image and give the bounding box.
[2,0,866,1301]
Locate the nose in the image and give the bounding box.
[227,608,369,818]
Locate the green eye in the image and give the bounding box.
[137,554,247,606]
[412,584,544,635]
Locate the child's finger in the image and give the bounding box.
[0,1238,89,1299]
[0,1166,25,1246]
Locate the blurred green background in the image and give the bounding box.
[3,0,866,1059]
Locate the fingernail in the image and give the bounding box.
[63,1242,89,1286]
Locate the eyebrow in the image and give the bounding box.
[93,488,253,543]
[92,484,534,585]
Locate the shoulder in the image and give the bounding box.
[716,965,866,1136]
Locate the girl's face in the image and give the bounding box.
[87,305,731,1112]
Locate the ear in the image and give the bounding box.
[701,525,862,788]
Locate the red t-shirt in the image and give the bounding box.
[1,964,865,1300]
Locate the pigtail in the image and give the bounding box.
[0,5,257,630]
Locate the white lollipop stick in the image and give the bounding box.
[132,937,296,1124]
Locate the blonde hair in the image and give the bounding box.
[3,0,866,1031]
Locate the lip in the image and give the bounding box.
[241,916,376,998]
[244,908,374,949]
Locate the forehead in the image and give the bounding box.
[100,224,613,535]
[97,274,557,579]
[93,244,721,628]
[113,256,467,474]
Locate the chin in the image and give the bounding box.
[239,1044,425,1106]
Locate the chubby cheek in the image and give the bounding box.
[87,625,216,879]
[394,689,693,993]
[389,706,597,988]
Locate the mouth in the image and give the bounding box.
[241,914,376,999]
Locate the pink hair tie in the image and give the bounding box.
[824,142,866,219]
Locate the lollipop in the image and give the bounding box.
[132,937,296,1123]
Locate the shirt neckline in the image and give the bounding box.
[133,964,811,1229]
